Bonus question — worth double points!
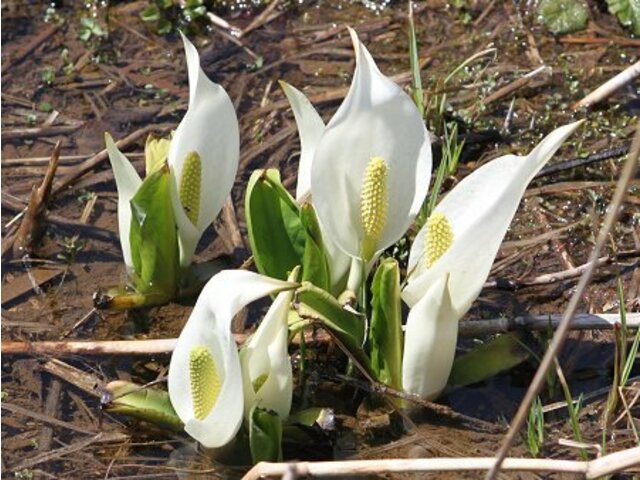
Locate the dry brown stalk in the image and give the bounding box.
[241,446,640,479]
[484,250,639,290]
[1,22,61,73]
[1,125,83,141]
[11,142,61,256]
[573,60,640,110]
[486,121,640,479]
[239,0,283,38]
[11,432,127,472]
[481,66,549,107]
[2,313,637,357]
[51,125,156,197]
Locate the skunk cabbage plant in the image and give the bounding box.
[401,121,583,399]
[168,270,297,448]
[106,33,239,272]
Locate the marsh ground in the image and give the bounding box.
[1,1,639,478]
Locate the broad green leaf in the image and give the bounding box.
[296,282,370,371]
[245,169,305,280]
[448,332,530,388]
[299,203,330,291]
[249,406,282,463]
[607,0,640,35]
[369,258,403,390]
[129,165,179,301]
[102,380,183,431]
[537,0,589,34]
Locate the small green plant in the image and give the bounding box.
[41,66,55,86]
[602,278,639,453]
[57,235,84,264]
[555,360,587,460]
[78,17,107,43]
[140,0,209,35]
[526,396,545,457]
[39,102,53,113]
[14,470,34,480]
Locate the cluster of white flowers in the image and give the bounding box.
[108,30,581,449]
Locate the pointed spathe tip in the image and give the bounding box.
[347,26,361,57]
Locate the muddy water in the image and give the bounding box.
[2,0,638,477]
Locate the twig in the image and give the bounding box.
[205,11,241,35]
[1,338,180,357]
[239,0,283,38]
[1,193,118,244]
[41,358,103,397]
[560,36,640,48]
[543,376,640,413]
[484,250,639,290]
[11,432,127,472]
[481,66,550,107]
[458,313,639,336]
[1,22,61,72]
[51,125,155,197]
[11,141,61,256]
[485,120,640,479]
[1,125,82,141]
[330,373,502,433]
[38,379,63,453]
[1,402,97,435]
[3,313,637,356]
[535,144,629,178]
[526,180,639,197]
[241,446,640,479]
[573,60,640,110]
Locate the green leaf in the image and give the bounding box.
[299,203,331,291]
[129,165,179,302]
[296,282,369,371]
[607,0,640,35]
[249,407,282,463]
[537,0,589,34]
[245,169,305,281]
[38,102,53,113]
[140,4,161,22]
[102,380,183,431]
[286,407,332,428]
[369,258,403,390]
[448,332,530,388]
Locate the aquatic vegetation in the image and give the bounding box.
[104,25,582,462]
[104,33,238,307]
[401,121,583,399]
[168,270,297,449]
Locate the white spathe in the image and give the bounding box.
[168,33,240,267]
[310,27,432,261]
[401,121,583,398]
[403,121,584,310]
[279,81,325,203]
[105,133,142,271]
[280,81,352,293]
[401,275,456,399]
[240,284,294,420]
[168,270,295,449]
